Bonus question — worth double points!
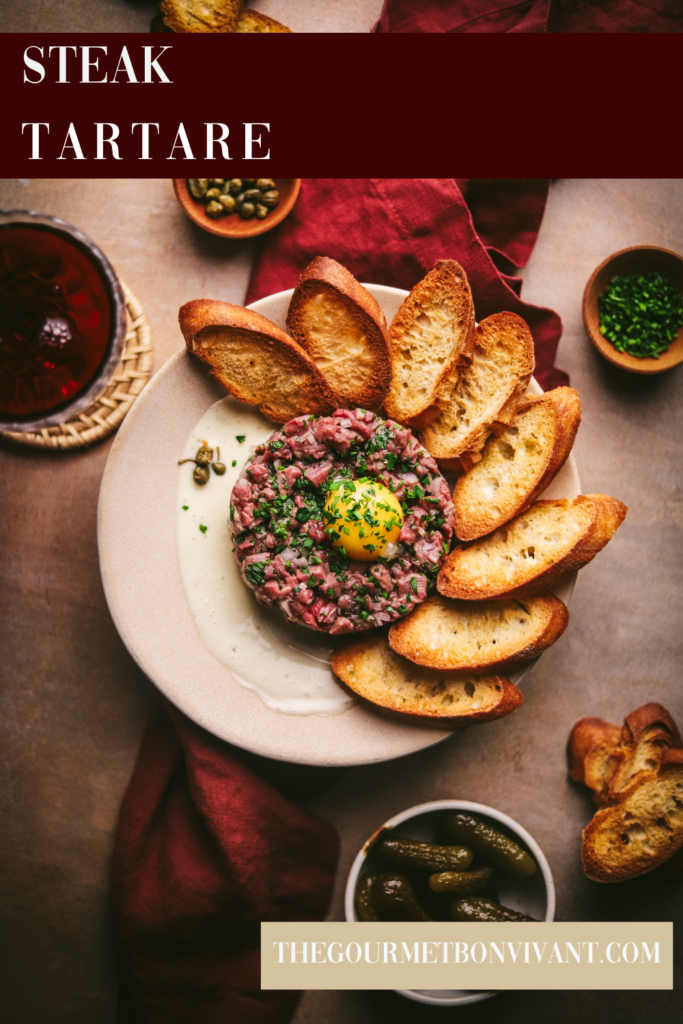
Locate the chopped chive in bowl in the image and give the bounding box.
[598,271,683,359]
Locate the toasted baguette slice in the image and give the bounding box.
[384,260,475,428]
[286,257,391,410]
[236,8,292,30]
[582,753,683,882]
[567,717,623,800]
[421,312,535,469]
[388,593,568,672]
[438,494,627,601]
[330,634,522,721]
[569,703,683,806]
[452,387,581,541]
[179,299,336,423]
[161,0,242,32]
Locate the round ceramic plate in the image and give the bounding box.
[98,285,580,766]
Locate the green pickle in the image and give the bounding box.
[449,896,536,923]
[372,874,432,922]
[378,837,472,873]
[429,865,495,895]
[355,874,379,922]
[444,813,537,878]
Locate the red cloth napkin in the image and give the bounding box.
[112,700,339,1024]
[373,0,683,32]
[246,178,567,391]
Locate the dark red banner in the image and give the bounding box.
[0,33,680,177]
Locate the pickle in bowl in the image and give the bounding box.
[444,811,538,878]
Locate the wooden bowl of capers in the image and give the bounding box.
[173,178,301,239]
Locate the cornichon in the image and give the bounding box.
[444,813,537,878]
[355,875,379,922]
[372,874,432,922]
[449,896,536,923]
[428,865,495,895]
[378,837,473,873]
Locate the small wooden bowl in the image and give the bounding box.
[582,245,683,374]
[173,178,301,239]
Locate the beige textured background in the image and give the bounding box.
[3,0,384,32]
[1,179,682,1023]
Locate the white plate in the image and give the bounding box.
[98,284,580,766]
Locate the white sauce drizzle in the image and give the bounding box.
[175,397,354,716]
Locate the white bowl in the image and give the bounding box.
[344,799,556,1007]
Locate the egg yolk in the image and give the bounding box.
[323,478,404,562]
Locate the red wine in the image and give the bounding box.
[0,224,112,421]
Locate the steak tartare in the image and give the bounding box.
[230,409,454,634]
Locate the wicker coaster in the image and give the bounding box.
[1,281,153,451]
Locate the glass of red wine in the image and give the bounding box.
[0,210,128,432]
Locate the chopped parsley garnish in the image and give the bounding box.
[231,460,237,467]
[199,524,208,534]
[229,505,235,521]
[270,440,284,451]
[236,435,246,443]
[182,505,189,510]
[410,577,418,595]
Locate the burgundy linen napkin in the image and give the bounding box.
[112,699,339,1024]
[373,0,683,32]
[246,178,567,391]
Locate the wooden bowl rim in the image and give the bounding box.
[582,244,683,375]
[173,178,301,239]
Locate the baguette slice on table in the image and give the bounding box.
[421,312,535,472]
[438,494,627,600]
[452,387,582,541]
[330,634,523,722]
[236,9,292,30]
[161,0,242,32]
[179,299,337,423]
[286,257,392,410]
[388,593,568,672]
[568,704,683,882]
[384,260,475,429]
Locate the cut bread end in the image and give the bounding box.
[388,593,568,672]
[330,633,522,721]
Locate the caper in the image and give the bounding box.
[256,178,276,192]
[219,194,236,213]
[234,192,246,208]
[244,188,262,203]
[242,178,257,186]
[228,178,243,195]
[209,178,225,186]
[255,204,269,220]
[212,462,226,475]
[193,464,211,485]
[205,201,224,218]
[205,188,221,201]
[239,202,256,220]
[188,178,209,199]
[261,190,280,209]
[195,446,214,464]
[220,181,232,194]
